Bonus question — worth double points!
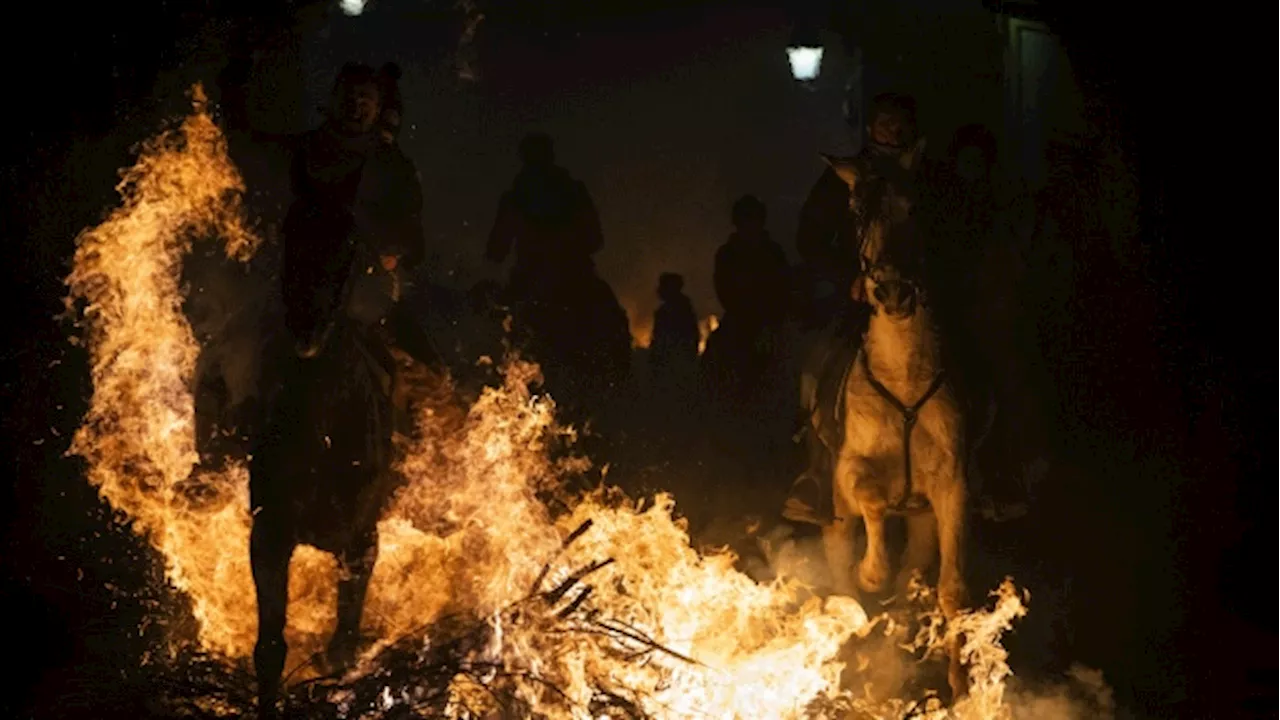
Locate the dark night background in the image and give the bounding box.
[1,0,1273,718]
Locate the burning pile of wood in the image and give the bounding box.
[142,519,721,719]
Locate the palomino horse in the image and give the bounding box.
[828,256,978,698]
[795,144,993,700]
[248,248,418,717]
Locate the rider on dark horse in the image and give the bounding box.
[784,91,926,526]
[221,60,436,715]
[484,131,604,308]
[483,132,630,404]
[220,54,442,448]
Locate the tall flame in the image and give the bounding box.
[65,86,1035,717]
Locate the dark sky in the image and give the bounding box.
[272,4,862,341]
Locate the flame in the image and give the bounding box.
[66,87,1039,717]
[698,314,719,355]
[630,315,654,349]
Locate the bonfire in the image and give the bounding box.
[63,85,1034,719]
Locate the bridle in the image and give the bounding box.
[860,262,939,513]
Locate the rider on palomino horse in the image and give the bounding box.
[784,91,928,526]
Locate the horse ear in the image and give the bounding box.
[821,153,861,189]
[900,137,927,172]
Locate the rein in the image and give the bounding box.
[859,350,946,510]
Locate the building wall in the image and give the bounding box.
[998,16,1087,189]
[831,1,1006,156]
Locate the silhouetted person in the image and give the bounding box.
[484,132,604,304]
[649,272,699,393]
[927,123,1046,509]
[220,60,432,428]
[484,132,628,419]
[714,195,789,331]
[702,195,791,419]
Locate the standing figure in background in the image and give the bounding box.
[714,195,790,338]
[926,123,1046,514]
[649,271,700,400]
[703,194,790,413]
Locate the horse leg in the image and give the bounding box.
[933,465,970,700]
[896,511,938,596]
[251,513,294,718]
[854,494,891,596]
[328,528,378,673]
[821,491,858,597]
[824,449,867,597]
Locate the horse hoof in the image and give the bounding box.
[325,636,360,675]
[857,561,890,595]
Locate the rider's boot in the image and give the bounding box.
[782,420,834,526]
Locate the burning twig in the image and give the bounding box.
[531,518,594,594]
[543,557,616,605]
[594,620,704,668]
[555,587,593,619]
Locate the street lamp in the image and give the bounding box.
[787,21,824,83]
[787,46,824,82]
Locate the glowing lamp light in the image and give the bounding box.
[339,0,366,16]
[787,45,824,81]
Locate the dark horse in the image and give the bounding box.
[502,270,633,425]
[249,247,407,717]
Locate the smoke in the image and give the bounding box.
[748,522,1122,719]
[1004,664,1119,720]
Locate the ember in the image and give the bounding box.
[65,86,1038,718]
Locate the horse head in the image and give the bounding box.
[821,137,928,274]
[864,242,930,321]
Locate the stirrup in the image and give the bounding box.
[781,472,834,526]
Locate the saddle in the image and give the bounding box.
[783,308,866,526]
[807,310,868,453]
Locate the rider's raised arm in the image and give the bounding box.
[217,57,306,153]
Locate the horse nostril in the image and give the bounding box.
[873,286,888,303]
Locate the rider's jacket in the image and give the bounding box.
[280,124,425,341]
